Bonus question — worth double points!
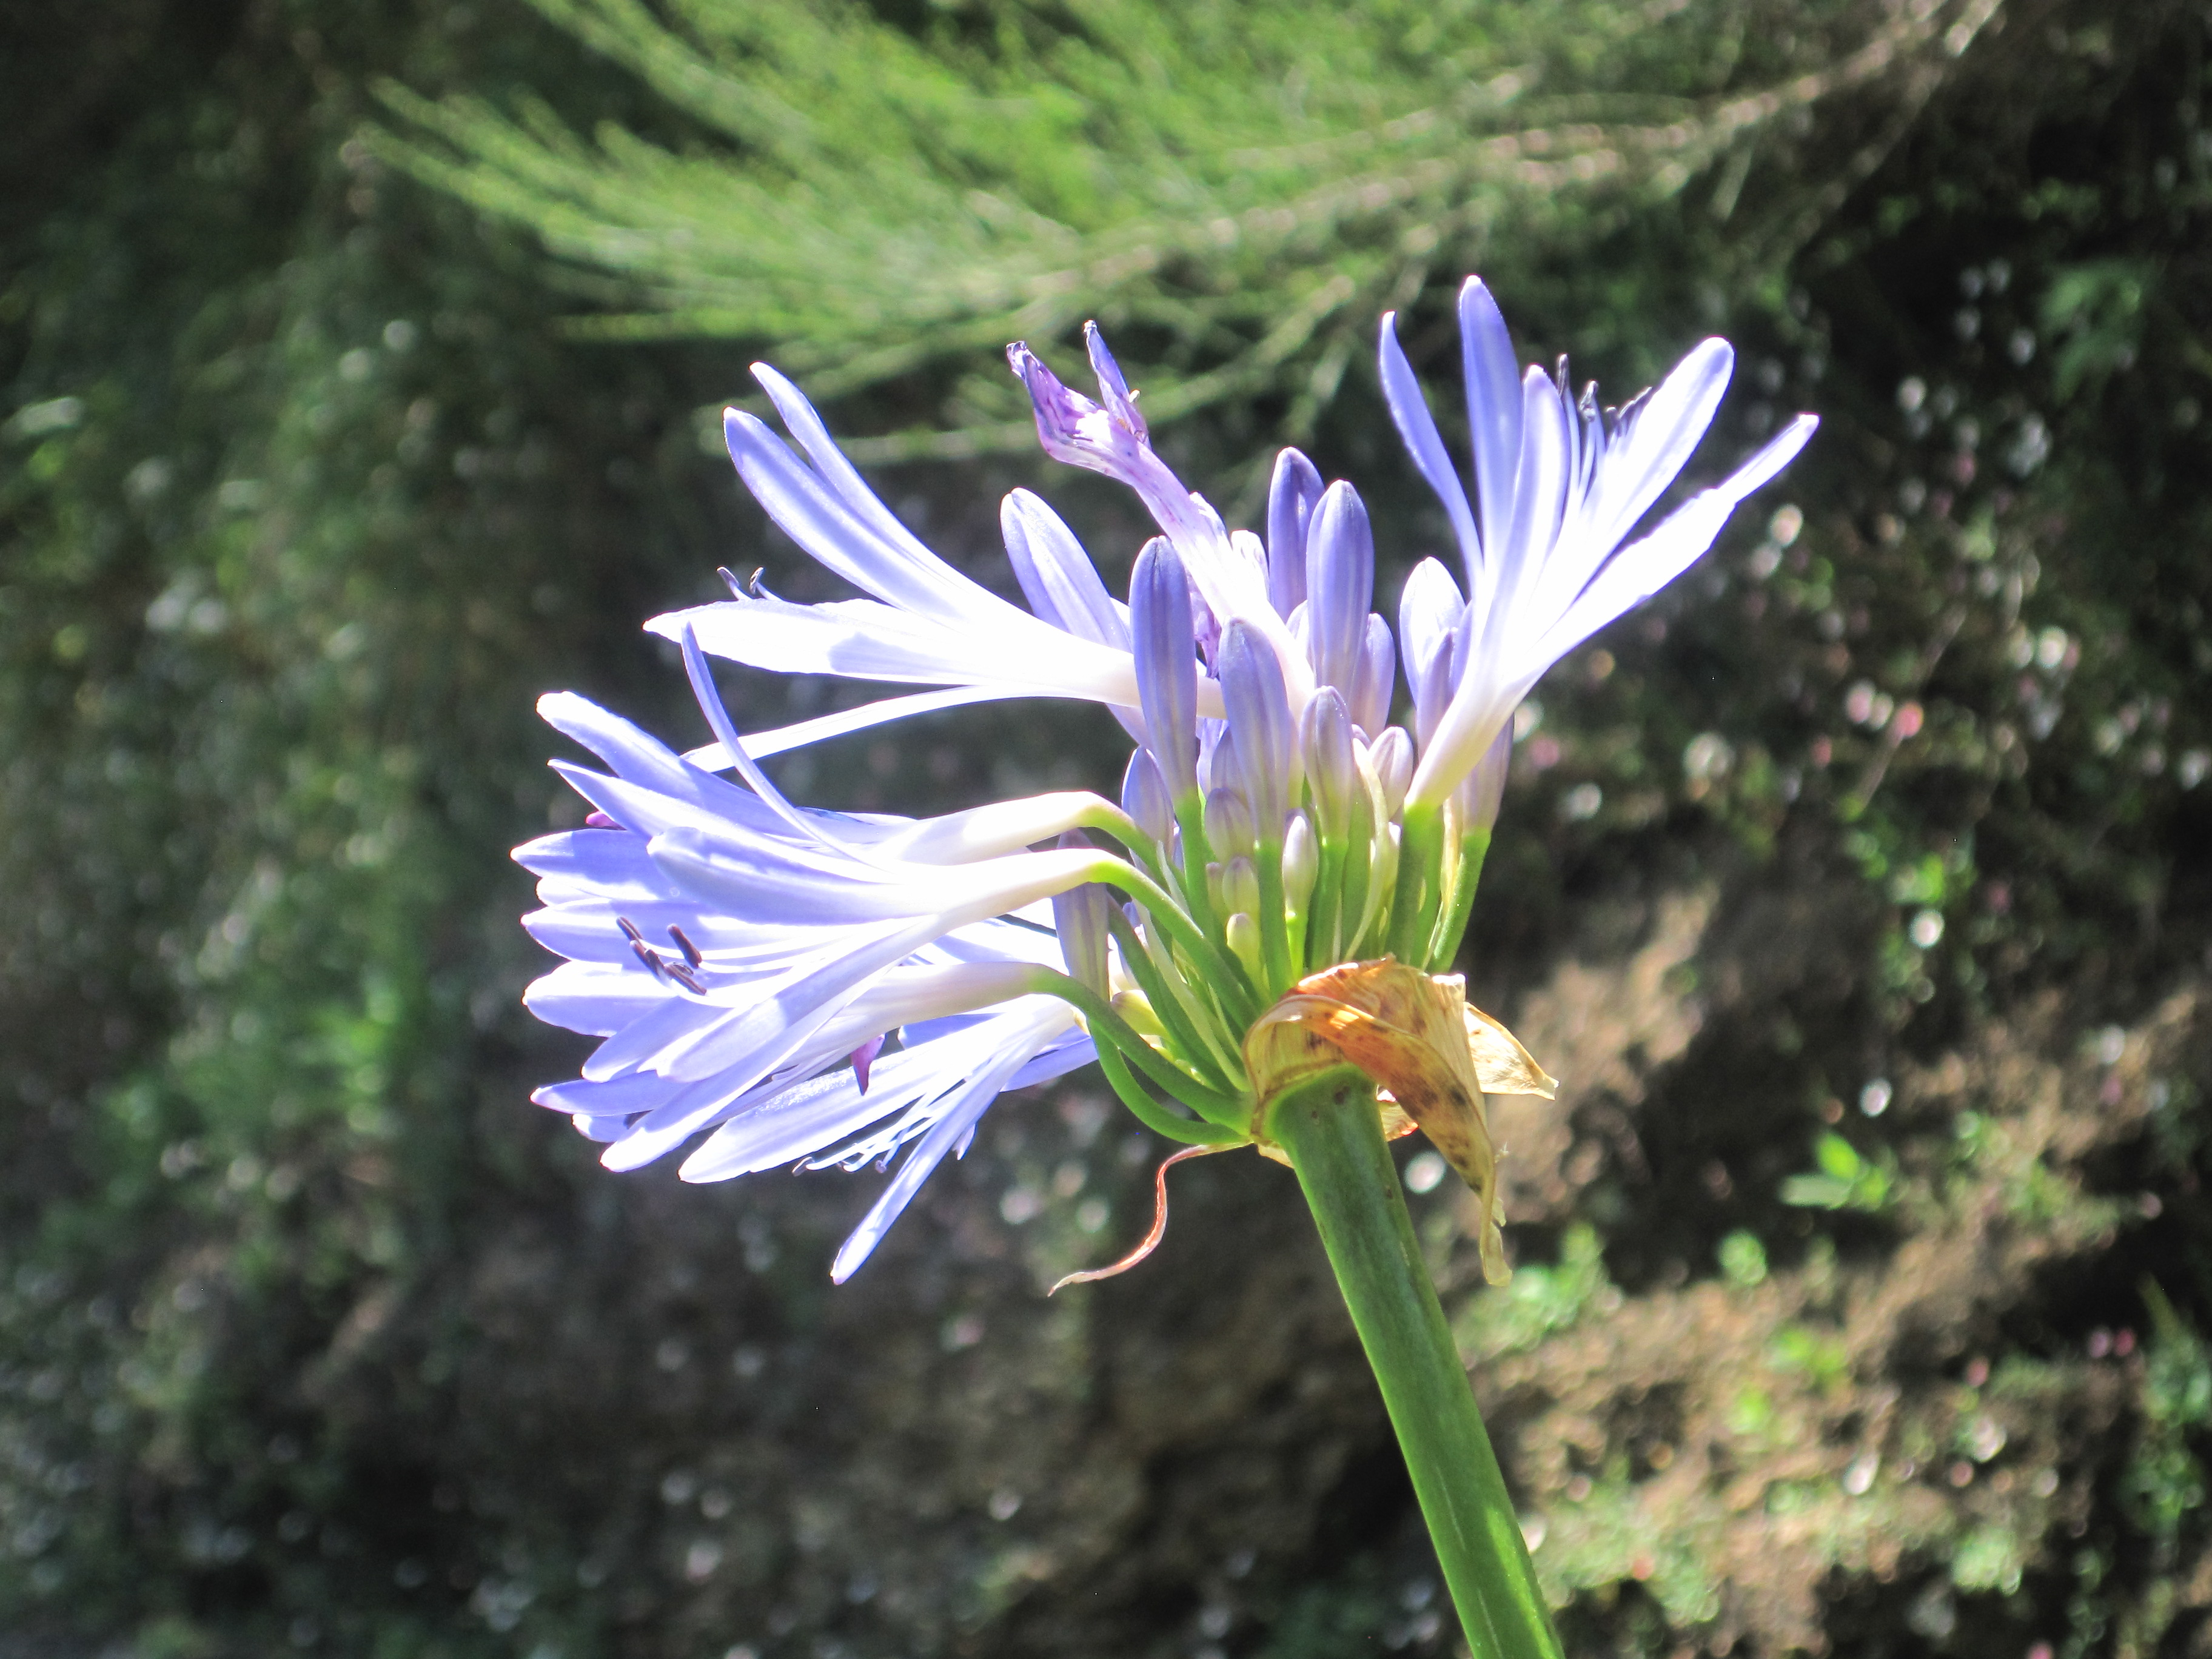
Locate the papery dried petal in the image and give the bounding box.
[1248,959,1552,1286]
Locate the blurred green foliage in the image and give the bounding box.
[372,0,1982,460]
[4,0,2212,1656]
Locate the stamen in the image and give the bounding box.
[1048,1143,1233,1295]
[585,811,618,829]
[717,565,745,597]
[667,923,705,970]
[618,916,682,984]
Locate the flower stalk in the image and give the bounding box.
[1266,1065,1561,1659]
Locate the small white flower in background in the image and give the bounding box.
[515,276,1814,1278]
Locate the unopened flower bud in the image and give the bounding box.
[1282,811,1319,911]
[1110,988,1164,1037]
[1370,726,1415,821]
[1204,786,1255,862]
[1267,447,1322,618]
[1049,831,1111,996]
[1221,856,1261,918]
[1131,538,1199,800]
[1219,619,1298,839]
[1461,725,1511,834]
[1225,911,1264,980]
[1352,613,1396,737]
[1121,748,1174,848]
[1301,686,1358,840]
[1306,481,1375,696]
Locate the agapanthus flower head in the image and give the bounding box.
[517,276,1814,1279]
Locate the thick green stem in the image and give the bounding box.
[1267,1068,1561,1659]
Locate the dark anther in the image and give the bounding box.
[664,961,705,994]
[748,568,770,598]
[667,924,704,970]
[618,916,679,984]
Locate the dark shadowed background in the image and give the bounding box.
[4,1,2211,1655]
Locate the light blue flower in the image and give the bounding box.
[1379,276,1818,811]
[517,275,1813,1276]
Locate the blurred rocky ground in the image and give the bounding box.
[2,2,2210,1656]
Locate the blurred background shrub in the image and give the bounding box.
[2,1,2209,1655]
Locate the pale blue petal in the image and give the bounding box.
[1458,277,1525,588]
[655,595,1137,705]
[828,1001,1067,1281]
[1000,489,1130,648]
[578,997,729,1085]
[682,685,1018,769]
[1537,414,1818,670]
[724,406,1023,631]
[1479,367,1570,652]
[533,1071,682,1118]
[514,829,668,902]
[523,960,671,1037]
[1379,313,1479,569]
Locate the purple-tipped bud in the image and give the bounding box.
[1266,448,1323,618]
[1351,613,1396,737]
[1204,786,1256,863]
[1305,481,1375,697]
[1050,831,1113,997]
[1370,727,1415,821]
[1219,620,1298,840]
[1120,748,1174,849]
[1282,811,1319,908]
[1301,686,1358,840]
[1131,538,1199,799]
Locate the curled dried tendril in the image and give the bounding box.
[1048,1142,1234,1294]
